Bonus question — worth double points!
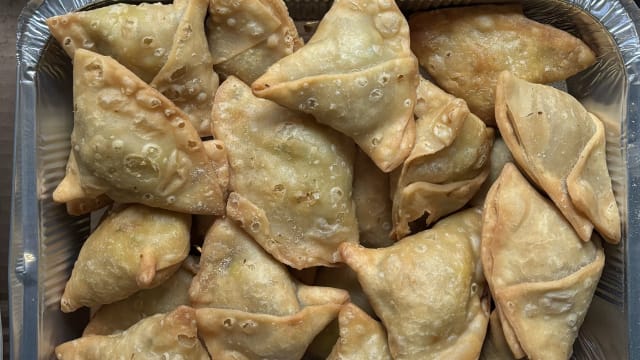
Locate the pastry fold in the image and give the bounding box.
[83,258,197,336]
[479,310,517,360]
[495,71,620,243]
[341,208,489,360]
[391,78,493,239]
[207,0,304,84]
[189,218,349,314]
[327,303,392,360]
[196,304,341,360]
[60,204,190,312]
[410,4,596,125]
[252,0,419,172]
[55,306,209,360]
[47,0,219,135]
[212,76,358,269]
[52,49,227,215]
[482,163,605,360]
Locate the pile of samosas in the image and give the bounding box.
[46,0,620,359]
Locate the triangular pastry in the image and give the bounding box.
[55,306,209,359]
[252,0,419,172]
[391,78,493,239]
[341,208,489,359]
[410,4,596,124]
[495,71,620,243]
[189,218,349,314]
[212,76,358,269]
[207,0,303,84]
[60,204,190,312]
[482,163,605,359]
[47,0,218,134]
[196,304,341,359]
[52,49,227,215]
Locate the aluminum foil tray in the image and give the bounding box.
[12,0,640,358]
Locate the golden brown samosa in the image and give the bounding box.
[83,259,196,336]
[207,0,303,84]
[212,76,358,269]
[482,163,604,360]
[148,0,219,135]
[52,49,227,215]
[47,0,218,135]
[327,303,392,360]
[60,204,190,312]
[341,208,489,360]
[55,306,209,360]
[47,2,184,82]
[352,150,394,248]
[196,304,341,360]
[391,79,493,239]
[252,0,419,172]
[189,218,349,314]
[495,71,620,243]
[410,4,596,125]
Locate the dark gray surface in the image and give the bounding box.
[2,1,24,359]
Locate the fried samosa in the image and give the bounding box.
[55,306,209,360]
[47,0,218,135]
[353,150,394,248]
[60,204,190,312]
[391,79,493,239]
[148,0,219,135]
[482,163,605,360]
[189,217,349,314]
[212,76,358,269]
[252,0,419,172]
[83,259,196,336]
[495,71,620,243]
[327,303,392,360]
[409,4,596,125]
[52,49,227,215]
[196,304,341,360]
[47,1,184,82]
[207,0,303,84]
[340,208,489,360]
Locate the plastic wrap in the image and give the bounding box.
[11,0,640,358]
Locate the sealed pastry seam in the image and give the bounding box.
[254,58,418,172]
[495,71,620,243]
[495,72,588,237]
[53,49,227,215]
[409,4,596,125]
[251,0,419,173]
[213,76,358,269]
[151,0,219,135]
[495,251,604,360]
